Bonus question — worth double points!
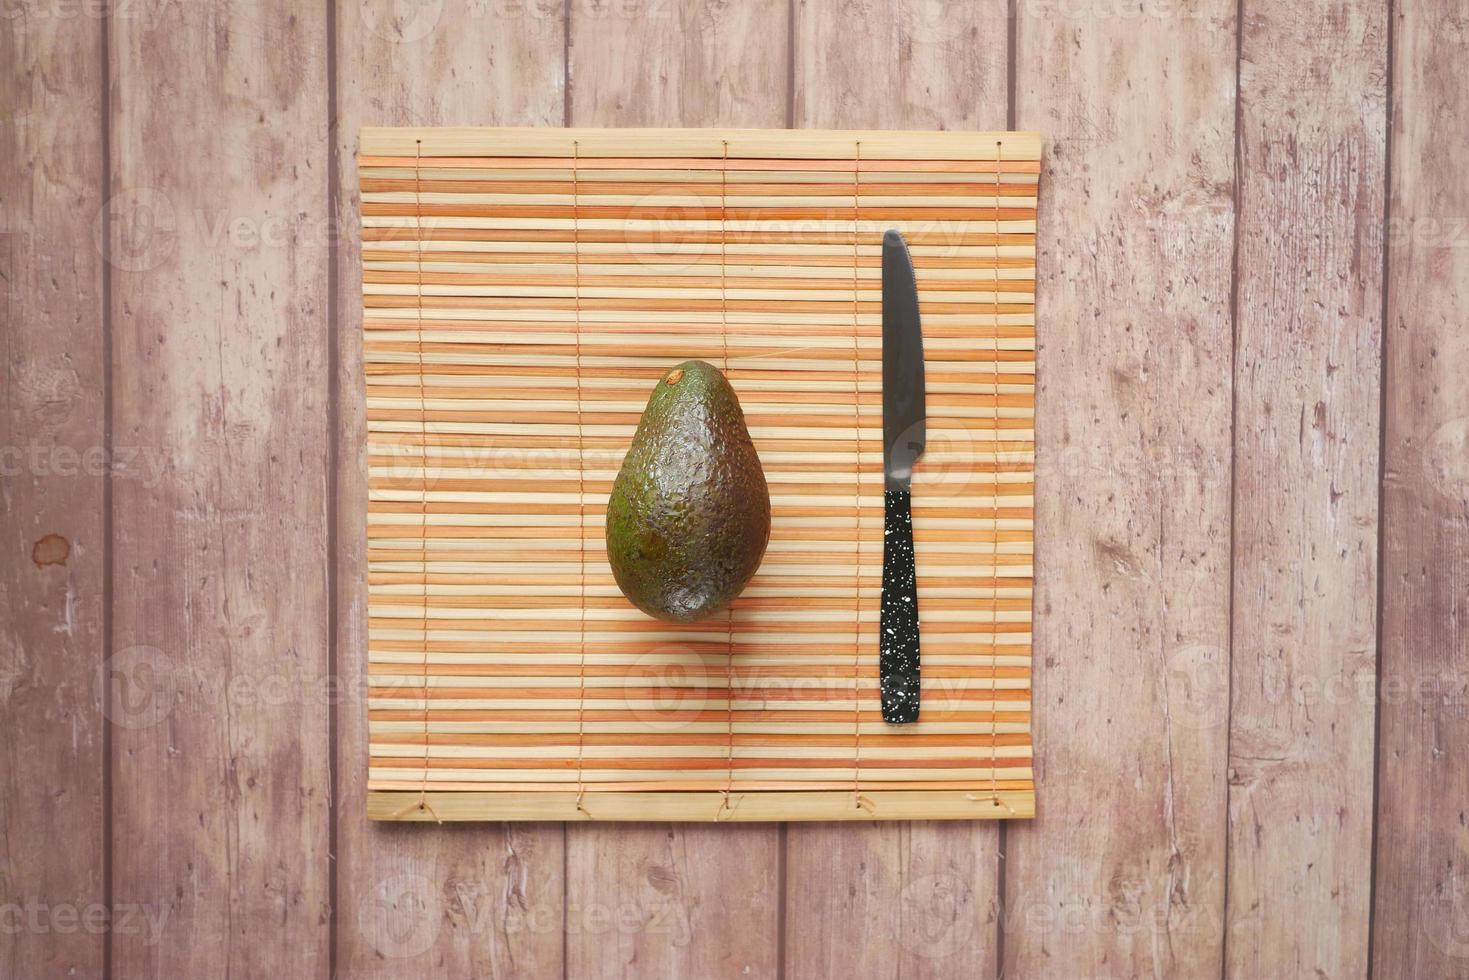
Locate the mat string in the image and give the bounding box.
[967,792,1014,815]
[850,140,864,811]
[988,140,1003,810]
[410,139,440,825]
[390,796,443,823]
[718,140,737,820]
[571,140,591,819]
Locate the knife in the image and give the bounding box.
[880,229,926,725]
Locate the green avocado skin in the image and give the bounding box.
[605,360,771,623]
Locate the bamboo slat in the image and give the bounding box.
[361,126,1039,821]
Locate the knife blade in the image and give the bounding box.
[880,229,926,724]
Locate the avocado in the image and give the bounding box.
[604,360,771,623]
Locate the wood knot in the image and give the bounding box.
[32,534,70,567]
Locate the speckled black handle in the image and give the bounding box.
[880,489,920,723]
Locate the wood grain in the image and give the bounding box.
[1005,4,1236,978]
[567,6,785,975]
[569,0,789,127]
[793,0,1008,132]
[1373,0,1469,973]
[334,1,568,976]
[787,4,1009,977]
[0,13,105,980]
[107,3,331,975]
[1228,3,1387,975]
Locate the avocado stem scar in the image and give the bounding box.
[665,368,684,385]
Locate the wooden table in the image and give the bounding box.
[5,1,1462,977]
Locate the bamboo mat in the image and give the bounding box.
[359,127,1039,822]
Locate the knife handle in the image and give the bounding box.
[880,488,921,724]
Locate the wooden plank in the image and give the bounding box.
[1227,3,1387,976]
[332,1,569,976]
[1004,5,1236,978]
[360,126,1041,160]
[564,3,785,977]
[370,790,1035,820]
[786,3,1010,978]
[107,3,331,976]
[1372,0,1469,973]
[0,14,106,980]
